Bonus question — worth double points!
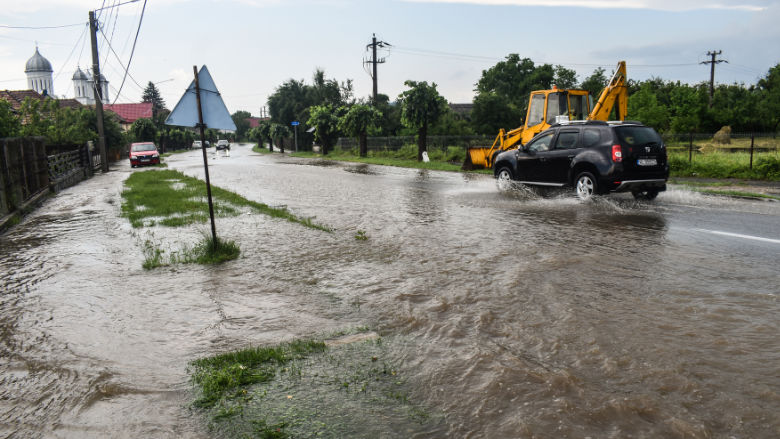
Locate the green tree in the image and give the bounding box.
[338,104,382,157]
[0,100,21,138]
[307,104,340,155]
[369,93,402,136]
[475,54,555,113]
[470,92,523,135]
[627,83,669,132]
[142,81,166,118]
[668,83,707,133]
[231,110,252,141]
[429,109,474,136]
[553,65,578,89]
[256,121,272,151]
[131,118,158,142]
[270,123,289,153]
[398,80,447,161]
[757,64,780,132]
[580,67,608,98]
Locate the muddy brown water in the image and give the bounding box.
[1,145,778,438]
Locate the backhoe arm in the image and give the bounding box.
[589,61,627,121]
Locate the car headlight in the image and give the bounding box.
[152,154,159,158]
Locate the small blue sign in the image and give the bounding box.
[291,121,300,126]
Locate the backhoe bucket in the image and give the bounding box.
[462,147,492,170]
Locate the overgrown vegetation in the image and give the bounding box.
[121,169,329,231]
[669,150,780,180]
[141,234,241,269]
[189,330,434,438]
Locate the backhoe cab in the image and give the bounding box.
[463,61,627,170]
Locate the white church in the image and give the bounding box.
[24,47,109,105]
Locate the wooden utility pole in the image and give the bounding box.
[89,11,109,173]
[701,50,727,106]
[365,34,389,104]
[193,66,218,244]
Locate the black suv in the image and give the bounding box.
[493,121,668,200]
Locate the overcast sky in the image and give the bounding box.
[2,0,779,116]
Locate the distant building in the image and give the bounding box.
[72,67,109,106]
[0,89,82,124]
[103,102,153,131]
[24,47,53,96]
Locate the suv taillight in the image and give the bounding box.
[612,144,623,162]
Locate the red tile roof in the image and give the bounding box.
[104,102,153,124]
[0,89,45,111]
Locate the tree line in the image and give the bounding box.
[246,55,780,160]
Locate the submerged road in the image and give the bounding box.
[1,143,778,438]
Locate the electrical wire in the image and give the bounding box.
[0,23,84,29]
[98,29,145,92]
[52,22,90,95]
[110,0,146,104]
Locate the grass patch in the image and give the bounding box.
[190,330,435,438]
[252,144,275,154]
[121,169,329,231]
[140,235,240,269]
[669,150,780,180]
[354,230,367,241]
[692,188,779,200]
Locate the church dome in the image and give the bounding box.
[25,48,53,73]
[72,67,88,80]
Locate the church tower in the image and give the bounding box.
[25,47,54,96]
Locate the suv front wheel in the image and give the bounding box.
[575,171,598,200]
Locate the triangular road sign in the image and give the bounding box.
[165,65,236,131]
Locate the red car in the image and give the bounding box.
[129,142,160,167]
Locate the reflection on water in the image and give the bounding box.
[1,149,779,438]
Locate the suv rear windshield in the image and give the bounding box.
[614,126,662,147]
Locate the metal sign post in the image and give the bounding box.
[291,121,299,152]
[193,66,217,244]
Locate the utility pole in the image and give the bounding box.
[365,34,389,104]
[700,50,727,106]
[89,10,109,173]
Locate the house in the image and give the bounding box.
[103,102,153,131]
[0,89,83,124]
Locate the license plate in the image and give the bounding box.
[141,158,150,162]
[637,158,657,166]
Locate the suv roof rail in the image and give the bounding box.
[549,120,608,128]
[607,120,644,125]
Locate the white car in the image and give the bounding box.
[216,140,230,150]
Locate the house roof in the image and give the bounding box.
[103,102,153,124]
[0,89,45,111]
[0,89,83,113]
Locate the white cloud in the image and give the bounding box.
[402,0,770,12]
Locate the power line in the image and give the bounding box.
[110,0,147,104]
[52,22,90,93]
[0,23,85,29]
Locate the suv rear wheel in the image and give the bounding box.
[575,171,598,200]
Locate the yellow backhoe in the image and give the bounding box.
[462,61,628,170]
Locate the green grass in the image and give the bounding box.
[669,150,780,180]
[190,330,435,438]
[252,144,275,154]
[190,339,327,409]
[121,169,329,231]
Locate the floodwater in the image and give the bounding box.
[1,144,779,438]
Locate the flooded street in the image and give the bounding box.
[2,144,779,438]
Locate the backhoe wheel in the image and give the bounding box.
[575,171,598,200]
[496,167,514,191]
[632,189,659,200]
